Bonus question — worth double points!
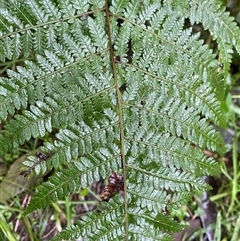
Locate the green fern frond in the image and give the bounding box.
[24,164,83,215]
[0,0,239,240]
[188,0,240,70]
[52,198,179,241]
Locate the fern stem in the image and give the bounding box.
[228,131,239,213]
[64,196,71,228]
[105,0,129,239]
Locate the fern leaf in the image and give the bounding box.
[189,0,240,67]
[24,165,81,215]
[0,0,238,240]
[52,198,179,241]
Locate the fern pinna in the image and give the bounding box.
[0,0,239,240]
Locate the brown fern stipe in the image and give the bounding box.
[99,172,124,201]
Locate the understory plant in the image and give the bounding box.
[0,0,240,240]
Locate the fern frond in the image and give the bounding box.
[24,148,121,214]
[24,164,82,215]
[0,0,238,240]
[188,0,240,68]
[52,198,178,241]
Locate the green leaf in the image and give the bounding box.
[0,0,238,240]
